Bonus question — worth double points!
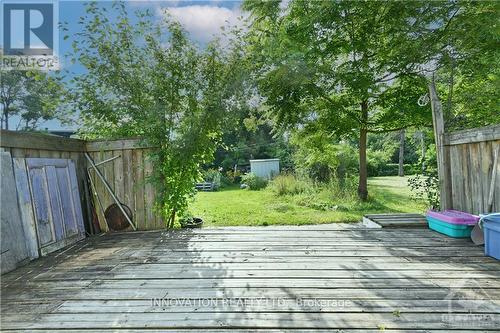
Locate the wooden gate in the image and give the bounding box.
[22,158,85,255]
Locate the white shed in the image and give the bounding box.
[250,158,280,179]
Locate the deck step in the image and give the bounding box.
[362,213,427,228]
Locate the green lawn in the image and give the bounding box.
[189,176,427,227]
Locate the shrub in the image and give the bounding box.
[225,169,242,184]
[241,173,268,190]
[368,163,420,177]
[269,173,312,196]
[202,168,222,189]
[367,149,391,176]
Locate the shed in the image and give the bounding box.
[250,158,280,179]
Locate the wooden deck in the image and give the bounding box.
[2,224,500,331]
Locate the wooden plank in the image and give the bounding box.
[449,145,463,211]
[113,151,124,207]
[7,276,500,292]
[445,124,500,145]
[2,328,494,333]
[85,138,151,151]
[133,149,145,230]
[3,299,495,315]
[2,312,500,330]
[13,158,39,259]
[44,165,65,241]
[122,149,134,227]
[461,144,472,212]
[0,152,31,274]
[4,285,500,302]
[88,152,106,232]
[56,166,79,236]
[143,150,157,230]
[24,266,500,282]
[18,277,499,290]
[102,150,114,215]
[28,167,55,247]
[429,77,452,210]
[0,129,85,152]
[364,214,424,219]
[26,149,40,158]
[67,160,86,235]
[9,147,25,158]
[469,143,483,214]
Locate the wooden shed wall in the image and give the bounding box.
[444,125,500,214]
[0,130,92,233]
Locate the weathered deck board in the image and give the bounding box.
[1,225,499,331]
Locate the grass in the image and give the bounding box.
[189,176,427,227]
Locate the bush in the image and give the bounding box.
[269,173,312,196]
[367,149,391,176]
[202,168,222,189]
[408,168,440,210]
[225,169,242,184]
[241,173,268,190]
[368,163,420,177]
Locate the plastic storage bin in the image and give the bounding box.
[427,210,480,224]
[427,217,474,237]
[426,210,479,238]
[482,213,500,260]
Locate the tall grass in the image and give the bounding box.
[269,173,313,196]
[325,177,358,202]
[271,174,360,211]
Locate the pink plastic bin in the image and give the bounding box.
[426,210,479,225]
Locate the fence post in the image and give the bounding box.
[429,75,452,210]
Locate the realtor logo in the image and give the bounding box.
[1,1,59,70]
[3,3,53,55]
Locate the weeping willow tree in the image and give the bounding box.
[70,2,245,227]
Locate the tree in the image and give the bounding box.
[0,70,68,130]
[71,2,243,227]
[398,129,405,177]
[0,70,24,130]
[434,1,500,129]
[243,0,456,200]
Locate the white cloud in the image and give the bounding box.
[158,5,245,43]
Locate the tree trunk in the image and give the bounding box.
[4,111,8,130]
[398,129,405,177]
[420,131,426,172]
[167,209,176,229]
[358,100,368,201]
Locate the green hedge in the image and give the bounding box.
[368,163,420,177]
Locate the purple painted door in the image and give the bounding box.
[26,158,85,254]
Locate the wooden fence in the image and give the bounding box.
[85,139,163,231]
[443,125,500,214]
[0,131,164,231]
[2,125,499,233]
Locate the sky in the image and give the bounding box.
[6,0,246,131]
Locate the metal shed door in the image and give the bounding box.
[26,158,85,255]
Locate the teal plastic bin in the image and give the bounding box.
[427,216,474,238]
